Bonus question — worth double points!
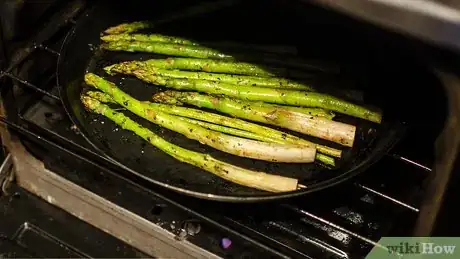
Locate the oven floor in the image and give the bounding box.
[0,184,147,258]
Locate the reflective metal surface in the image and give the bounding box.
[307,0,460,53]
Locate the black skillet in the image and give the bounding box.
[57,0,406,201]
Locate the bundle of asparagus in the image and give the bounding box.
[84,74,317,163]
[130,71,381,123]
[80,26,384,192]
[104,61,315,90]
[81,96,299,192]
[86,91,340,164]
[152,91,356,147]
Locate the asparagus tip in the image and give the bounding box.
[100,35,111,42]
[81,95,99,112]
[103,21,152,35]
[84,73,97,85]
[103,65,116,75]
[103,23,131,35]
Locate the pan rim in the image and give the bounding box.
[56,5,405,202]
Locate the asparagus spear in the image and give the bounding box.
[81,96,298,192]
[174,117,335,166]
[105,63,314,90]
[86,91,341,160]
[105,58,283,77]
[153,91,355,147]
[101,34,298,55]
[84,73,316,163]
[102,41,233,59]
[246,101,335,119]
[102,41,329,75]
[132,71,383,123]
[101,34,196,44]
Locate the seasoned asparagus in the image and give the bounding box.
[105,58,284,77]
[105,63,314,90]
[102,41,329,74]
[176,117,335,166]
[102,41,233,59]
[100,33,298,55]
[86,90,341,160]
[101,34,197,44]
[81,96,299,192]
[84,73,317,163]
[153,91,355,147]
[245,101,335,119]
[132,71,382,123]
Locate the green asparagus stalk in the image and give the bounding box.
[132,71,382,123]
[229,100,334,119]
[84,73,317,163]
[100,34,298,55]
[153,91,355,147]
[106,58,284,77]
[81,96,299,192]
[101,34,195,44]
[102,42,329,75]
[102,41,233,59]
[104,63,314,90]
[86,91,341,160]
[86,91,115,103]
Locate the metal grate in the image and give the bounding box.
[0,0,440,258]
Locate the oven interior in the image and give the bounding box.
[0,0,458,258]
[57,0,441,199]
